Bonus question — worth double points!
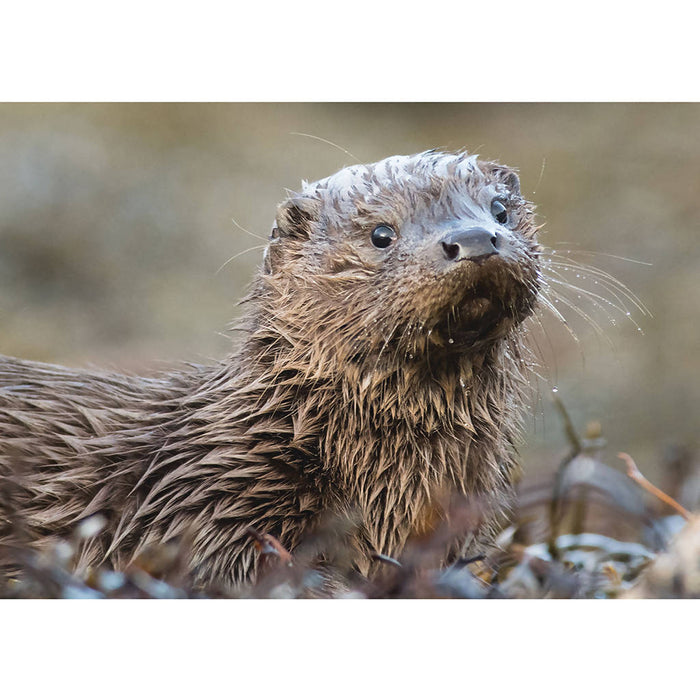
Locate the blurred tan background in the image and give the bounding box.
[0,103,697,479]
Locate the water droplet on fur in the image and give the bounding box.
[552,386,559,393]
[625,311,631,316]
[460,379,466,388]
[448,338,454,344]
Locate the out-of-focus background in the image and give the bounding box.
[0,103,697,481]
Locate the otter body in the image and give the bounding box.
[0,151,541,588]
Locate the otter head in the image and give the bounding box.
[259,150,540,373]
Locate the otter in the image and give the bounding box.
[0,150,540,589]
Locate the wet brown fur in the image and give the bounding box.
[0,151,541,588]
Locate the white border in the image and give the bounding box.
[1,2,698,101]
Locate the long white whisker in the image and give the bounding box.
[532,157,546,196]
[216,245,267,275]
[231,216,268,242]
[546,256,651,317]
[545,245,652,266]
[544,267,632,319]
[545,286,613,348]
[289,132,360,163]
[536,290,581,345]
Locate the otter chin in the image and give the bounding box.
[0,150,541,590]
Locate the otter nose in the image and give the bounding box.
[441,227,500,262]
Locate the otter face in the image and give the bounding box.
[262,151,540,363]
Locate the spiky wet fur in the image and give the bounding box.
[0,151,541,589]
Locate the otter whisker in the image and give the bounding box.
[532,157,547,196]
[231,216,268,242]
[545,244,652,267]
[542,246,650,307]
[546,256,651,317]
[543,263,646,335]
[542,286,613,348]
[535,290,586,362]
[536,289,578,335]
[546,263,643,317]
[215,245,268,275]
[526,310,561,382]
[543,267,633,321]
[289,132,360,164]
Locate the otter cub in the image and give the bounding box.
[0,151,540,588]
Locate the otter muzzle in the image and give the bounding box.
[440,227,500,262]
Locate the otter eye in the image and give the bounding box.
[490,198,508,225]
[371,224,397,249]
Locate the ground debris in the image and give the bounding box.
[1,441,697,598]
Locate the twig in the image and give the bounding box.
[552,390,583,454]
[618,452,692,521]
[548,391,583,559]
[451,553,486,570]
[371,553,402,568]
[246,526,293,565]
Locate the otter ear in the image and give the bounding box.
[275,194,320,240]
[497,168,521,197]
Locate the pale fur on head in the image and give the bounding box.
[1,150,541,589]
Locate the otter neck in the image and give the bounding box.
[232,317,526,570]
